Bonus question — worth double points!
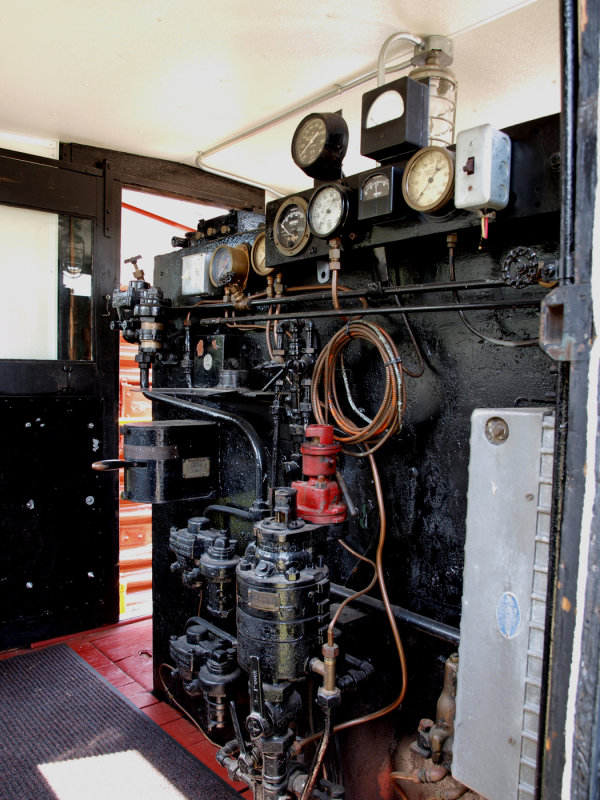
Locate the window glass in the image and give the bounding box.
[0,207,93,360]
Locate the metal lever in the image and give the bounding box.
[229,701,248,758]
[91,459,146,471]
[246,655,271,738]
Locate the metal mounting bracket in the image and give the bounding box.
[539,283,592,361]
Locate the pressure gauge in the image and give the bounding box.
[209,244,250,288]
[401,146,456,213]
[358,166,403,222]
[273,196,310,257]
[291,112,349,181]
[250,231,272,276]
[307,183,350,239]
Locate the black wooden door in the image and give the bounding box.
[0,149,121,648]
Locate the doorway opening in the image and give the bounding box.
[118,189,227,619]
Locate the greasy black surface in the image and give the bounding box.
[150,115,561,798]
[0,644,238,799]
[0,397,118,649]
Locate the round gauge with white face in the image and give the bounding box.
[308,184,349,239]
[291,112,349,180]
[361,173,391,201]
[401,146,455,213]
[273,196,310,256]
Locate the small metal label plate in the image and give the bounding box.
[181,457,210,479]
[248,589,280,611]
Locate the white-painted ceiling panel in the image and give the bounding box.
[0,0,559,197]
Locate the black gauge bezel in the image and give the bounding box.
[360,76,428,163]
[401,146,456,213]
[291,112,349,181]
[358,165,404,222]
[307,183,350,239]
[273,196,310,257]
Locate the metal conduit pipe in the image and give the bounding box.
[172,279,510,313]
[142,391,268,502]
[197,297,543,327]
[194,31,421,196]
[330,583,460,645]
[377,32,424,86]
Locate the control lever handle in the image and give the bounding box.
[229,701,248,758]
[91,459,146,471]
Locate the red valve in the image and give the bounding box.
[292,425,347,524]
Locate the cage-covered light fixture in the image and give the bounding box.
[409,35,457,147]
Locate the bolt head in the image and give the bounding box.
[485,417,509,445]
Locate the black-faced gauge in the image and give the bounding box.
[307,183,350,239]
[209,244,250,288]
[358,166,403,222]
[250,231,272,276]
[401,146,456,213]
[291,112,349,181]
[273,196,310,257]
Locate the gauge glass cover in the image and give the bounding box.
[366,90,405,128]
[402,147,455,212]
[210,246,233,286]
[277,204,306,248]
[362,173,391,201]
[251,232,271,276]
[309,185,345,238]
[273,197,310,256]
[293,117,327,167]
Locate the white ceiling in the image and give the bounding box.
[0,0,560,199]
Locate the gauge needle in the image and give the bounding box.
[300,133,319,157]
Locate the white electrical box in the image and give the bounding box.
[181,252,216,296]
[454,124,511,211]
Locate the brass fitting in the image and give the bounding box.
[322,642,339,695]
[274,272,284,297]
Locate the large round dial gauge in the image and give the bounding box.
[291,112,349,181]
[209,244,250,288]
[401,146,456,213]
[250,231,272,276]
[273,196,310,257]
[308,183,349,239]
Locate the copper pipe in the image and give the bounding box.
[299,708,333,800]
[391,766,449,784]
[294,456,408,752]
[327,539,377,646]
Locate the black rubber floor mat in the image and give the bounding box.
[0,643,239,800]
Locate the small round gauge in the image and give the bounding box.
[361,173,391,201]
[291,112,349,180]
[308,184,349,239]
[401,146,455,213]
[209,244,249,288]
[273,196,310,256]
[250,231,272,276]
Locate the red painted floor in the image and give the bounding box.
[3,618,247,794]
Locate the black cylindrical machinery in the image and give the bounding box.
[236,488,330,683]
[169,618,241,731]
[200,534,240,621]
